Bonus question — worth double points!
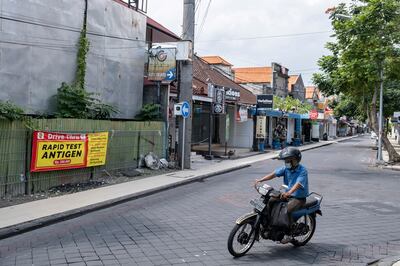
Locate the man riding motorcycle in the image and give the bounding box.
[254,147,309,243]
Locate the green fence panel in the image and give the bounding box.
[0,119,166,197]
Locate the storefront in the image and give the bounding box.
[255,109,303,149]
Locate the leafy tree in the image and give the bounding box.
[313,0,400,162]
[273,96,312,114]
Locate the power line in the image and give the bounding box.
[197,30,333,43]
[0,14,146,43]
[196,0,212,39]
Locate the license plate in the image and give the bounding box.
[250,198,266,211]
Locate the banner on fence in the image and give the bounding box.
[87,132,109,167]
[31,131,109,172]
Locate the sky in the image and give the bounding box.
[145,0,352,86]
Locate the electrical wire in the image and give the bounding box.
[0,14,146,43]
[181,0,197,40]
[197,30,333,43]
[196,0,212,39]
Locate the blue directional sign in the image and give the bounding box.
[164,68,176,81]
[181,101,190,118]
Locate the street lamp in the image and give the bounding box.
[334,13,385,162]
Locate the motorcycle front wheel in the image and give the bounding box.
[227,218,257,257]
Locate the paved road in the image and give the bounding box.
[1,136,400,266]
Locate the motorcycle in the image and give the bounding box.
[227,184,323,257]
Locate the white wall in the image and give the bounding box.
[287,118,295,143]
[312,123,320,139]
[235,120,253,148]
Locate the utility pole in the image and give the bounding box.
[178,0,195,169]
[377,67,384,161]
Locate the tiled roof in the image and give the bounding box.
[288,75,299,92]
[193,57,256,104]
[306,86,317,99]
[201,56,233,66]
[233,67,272,84]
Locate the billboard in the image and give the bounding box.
[147,48,176,82]
[31,131,109,172]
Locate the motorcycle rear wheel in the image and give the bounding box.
[291,214,316,247]
[227,218,257,257]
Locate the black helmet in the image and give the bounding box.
[279,147,302,162]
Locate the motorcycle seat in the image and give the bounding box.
[304,197,318,208]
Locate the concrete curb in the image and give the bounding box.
[381,166,400,171]
[367,255,400,266]
[0,135,360,240]
[0,164,251,240]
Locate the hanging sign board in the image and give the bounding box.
[31,131,109,172]
[225,88,240,101]
[257,94,274,109]
[213,87,225,114]
[147,47,176,82]
[256,116,267,139]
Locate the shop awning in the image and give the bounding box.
[256,109,309,119]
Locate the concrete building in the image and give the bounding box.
[288,75,306,102]
[233,66,272,95]
[233,63,289,97]
[0,0,147,119]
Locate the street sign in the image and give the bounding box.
[165,68,176,81]
[310,109,318,120]
[213,87,225,114]
[257,94,273,109]
[181,101,190,118]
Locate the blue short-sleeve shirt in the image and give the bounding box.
[274,164,309,199]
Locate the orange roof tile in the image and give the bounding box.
[233,67,272,84]
[306,86,321,99]
[288,75,299,92]
[201,56,233,66]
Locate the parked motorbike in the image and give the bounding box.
[227,184,323,257]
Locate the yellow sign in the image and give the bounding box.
[87,132,109,167]
[31,132,87,172]
[31,131,109,172]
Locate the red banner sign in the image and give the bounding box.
[310,109,318,120]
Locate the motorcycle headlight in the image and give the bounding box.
[258,184,272,195]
